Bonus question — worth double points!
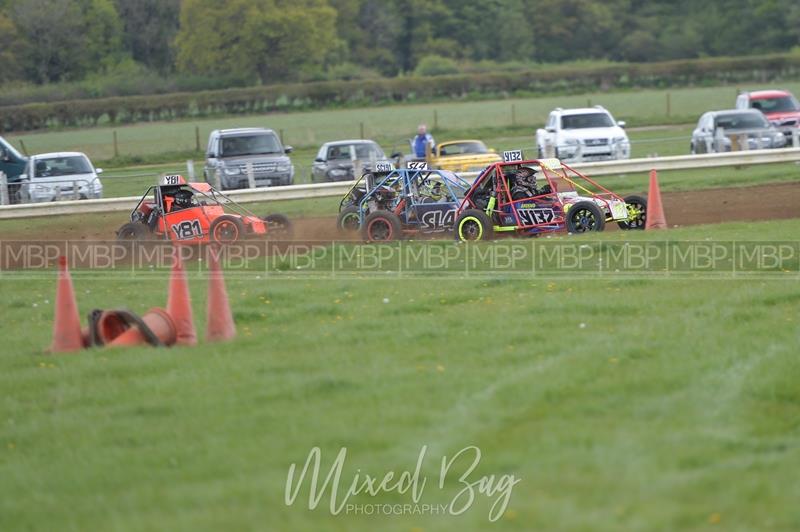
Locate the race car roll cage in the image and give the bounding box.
[130,182,263,237]
[355,168,471,225]
[460,159,628,232]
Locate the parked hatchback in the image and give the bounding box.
[20,152,103,202]
[690,110,786,154]
[312,140,393,182]
[204,128,294,190]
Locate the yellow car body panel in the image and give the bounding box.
[428,140,502,173]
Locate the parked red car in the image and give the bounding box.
[736,90,800,143]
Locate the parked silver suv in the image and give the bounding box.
[204,128,294,190]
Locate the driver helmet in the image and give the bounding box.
[515,166,536,186]
[174,189,194,208]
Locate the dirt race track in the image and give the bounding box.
[2,182,799,242]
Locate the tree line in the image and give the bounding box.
[1,0,799,87]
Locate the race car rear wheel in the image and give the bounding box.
[336,206,361,234]
[263,214,293,239]
[617,195,647,230]
[116,222,149,241]
[210,215,245,244]
[566,202,605,234]
[455,209,494,241]
[363,211,402,242]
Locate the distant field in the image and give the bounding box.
[8,81,800,165]
[1,218,800,531]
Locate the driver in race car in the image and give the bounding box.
[510,166,541,200]
[173,189,196,210]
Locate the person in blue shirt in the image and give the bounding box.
[413,124,435,158]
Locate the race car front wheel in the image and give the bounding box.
[336,206,361,234]
[566,202,605,234]
[455,209,494,241]
[617,195,647,230]
[363,211,402,242]
[210,215,245,245]
[264,214,293,240]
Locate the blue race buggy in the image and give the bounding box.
[347,166,470,241]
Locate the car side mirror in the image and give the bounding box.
[95,168,104,174]
[314,157,324,163]
[617,121,626,128]
[545,126,556,133]
[1,149,10,162]
[284,146,293,154]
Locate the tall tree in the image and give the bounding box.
[114,0,181,72]
[0,12,22,82]
[12,0,86,82]
[176,0,341,83]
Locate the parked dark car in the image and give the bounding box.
[204,128,294,190]
[690,110,786,154]
[0,136,28,204]
[311,140,395,182]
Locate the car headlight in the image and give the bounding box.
[223,166,241,176]
[612,136,627,144]
[774,133,786,145]
[563,138,579,146]
[277,163,292,172]
[330,169,348,177]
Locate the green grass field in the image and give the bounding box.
[8,81,800,166]
[1,219,800,531]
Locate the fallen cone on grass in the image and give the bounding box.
[645,169,667,230]
[98,308,178,347]
[167,251,198,346]
[205,246,236,342]
[49,256,83,353]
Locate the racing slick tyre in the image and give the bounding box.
[362,211,402,242]
[116,222,150,241]
[566,201,605,234]
[210,215,245,245]
[617,195,647,230]
[455,209,494,241]
[263,214,293,240]
[336,206,361,234]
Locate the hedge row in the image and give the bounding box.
[2,53,800,133]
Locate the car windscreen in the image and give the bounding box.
[715,113,769,130]
[33,156,93,177]
[354,143,386,160]
[221,134,282,157]
[752,96,800,113]
[439,141,488,156]
[561,113,615,129]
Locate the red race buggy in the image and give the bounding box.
[116,175,292,244]
[454,154,647,240]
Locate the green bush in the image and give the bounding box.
[2,53,800,133]
[414,55,460,77]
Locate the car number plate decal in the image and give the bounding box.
[503,150,524,162]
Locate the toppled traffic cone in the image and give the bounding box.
[167,252,198,346]
[50,256,83,353]
[205,247,236,342]
[645,169,667,230]
[103,308,178,348]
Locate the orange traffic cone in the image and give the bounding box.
[645,169,667,230]
[49,256,84,353]
[167,251,198,346]
[206,247,236,342]
[103,308,178,348]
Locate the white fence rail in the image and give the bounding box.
[1,148,799,220]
